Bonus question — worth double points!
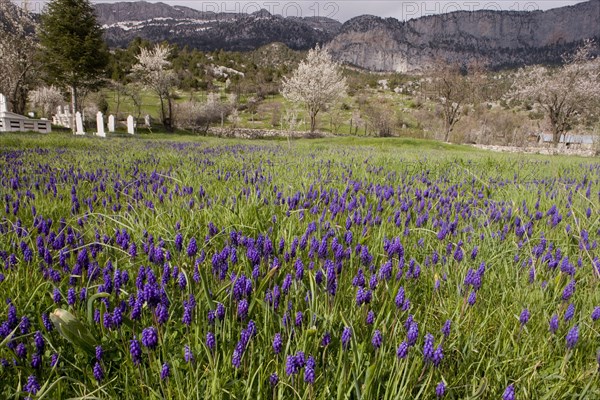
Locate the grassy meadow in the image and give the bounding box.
[0,133,598,399]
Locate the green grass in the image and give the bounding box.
[0,133,598,399]
[100,88,426,137]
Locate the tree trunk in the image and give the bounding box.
[115,90,121,117]
[444,127,450,142]
[549,109,561,145]
[551,125,561,146]
[71,85,77,134]
[9,86,26,115]
[310,112,316,133]
[166,96,173,132]
[159,95,165,126]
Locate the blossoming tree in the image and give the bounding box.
[281,45,347,133]
[511,41,600,144]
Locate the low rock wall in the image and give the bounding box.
[473,144,598,157]
[208,127,333,139]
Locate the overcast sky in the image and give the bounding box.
[22,0,591,21]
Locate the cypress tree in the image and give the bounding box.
[39,0,108,133]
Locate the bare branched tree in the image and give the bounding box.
[511,40,600,144]
[131,44,178,131]
[281,45,347,133]
[174,93,233,134]
[363,101,395,137]
[431,63,471,142]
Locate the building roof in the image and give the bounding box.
[539,133,594,145]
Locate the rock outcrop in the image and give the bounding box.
[327,0,600,71]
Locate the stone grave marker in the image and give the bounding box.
[127,115,135,134]
[75,111,85,135]
[96,112,105,137]
[0,93,7,113]
[108,115,115,132]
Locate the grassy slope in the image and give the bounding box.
[0,134,597,399]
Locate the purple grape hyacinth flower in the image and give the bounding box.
[130,338,142,365]
[407,321,419,346]
[237,299,249,320]
[395,287,405,309]
[206,332,216,352]
[436,381,446,398]
[520,309,530,326]
[566,325,579,349]
[20,316,30,334]
[467,291,477,306]
[441,320,451,338]
[502,384,515,400]
[396,341,409,359]
[34,331,44,353]
[565,303,575,322]
[184,345,194,363]
[285,355,298,375]
[592,307,600,321]
[187,238,197,258]
[50,353,59,367]
[216,303,225,320]
[304,356,315,384]
[93,361,104,382]
[549,314,559,334]
[433,345,444,367]
[53,288,62,304]
[25,375,40,395]
[366,310,375,325]
[341,326,352,350]
[423,333,434,362]
[273,333,282,354]
[141,326,158,349]
[562,279,575,301]
[372,330,383,350]
[16,343,27,359]
[161,362,170,380]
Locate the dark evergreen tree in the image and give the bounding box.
[39,0,108,132]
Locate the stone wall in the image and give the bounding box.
[208,127,334,139]
[473,144,598,157]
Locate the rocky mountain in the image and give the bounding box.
[94,1,341,51]
[93,1,600,71]
[328,0,600,71]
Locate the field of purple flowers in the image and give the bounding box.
[0,134,599,399]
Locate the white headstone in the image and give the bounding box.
[75,111,85,135]
[96,112,105,137]
[56,105,62,115]
[108,115,115,133]
[0,93,7,113]
[144,114,151,127]
[127,115,135,134]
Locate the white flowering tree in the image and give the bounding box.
[281,45,347,133]
[28,86,64,118]
[131,44,178,131]
[0,1,38,114]
[511,41,600,144]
